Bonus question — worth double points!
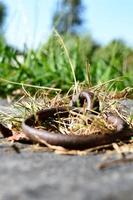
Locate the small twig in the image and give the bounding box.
[98,156,133,170]
[112,143,126,158]
[11,144,21,154]
[54,30,78,93]
[0,78,61,91]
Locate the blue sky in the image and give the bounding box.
[2,0,133,49]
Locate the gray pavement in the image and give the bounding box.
[0,141,133,200]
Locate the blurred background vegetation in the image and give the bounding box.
[0,0,133,96]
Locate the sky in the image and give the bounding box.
[2,0,133,49]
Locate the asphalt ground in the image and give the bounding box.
[0,140,133,200]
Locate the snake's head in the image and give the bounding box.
[70,91,99,112]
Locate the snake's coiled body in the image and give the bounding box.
[22,106,133,150]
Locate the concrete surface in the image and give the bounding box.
[0,141,133,200]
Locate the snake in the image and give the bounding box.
[22,91,133,150]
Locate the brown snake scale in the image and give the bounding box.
[22,107,133,150]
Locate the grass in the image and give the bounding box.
[0,32,133,156]
[0,81,132,155]
[0,79,133,132]
[0,33,133,97]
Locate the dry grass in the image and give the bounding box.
[0,82,132,135]
[0,81,133,157]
